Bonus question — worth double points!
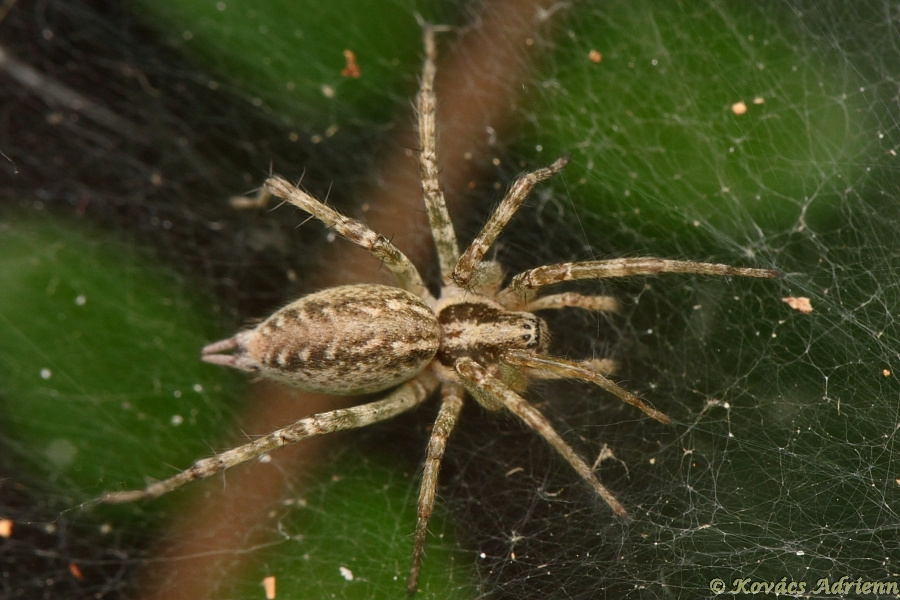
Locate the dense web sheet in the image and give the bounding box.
[2,1,899,599]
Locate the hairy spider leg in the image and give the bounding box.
[500,290,620,312]
[454,357,628,518]
[508,257,778,300]
[417,24,460,280]
[264,175,435,303]
[452,156,569,287]
[102,373,438,503]
[502,350,671,424]
[407,383,465,595]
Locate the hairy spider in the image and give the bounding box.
[102,25,777,594]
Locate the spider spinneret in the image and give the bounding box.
[101,24,777,595]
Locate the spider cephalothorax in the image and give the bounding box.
[102,24,777,595]
[434,294,547,379]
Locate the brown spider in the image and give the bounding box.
[102,25,777,594]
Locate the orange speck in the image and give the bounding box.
[262,575,276,599]
[341,49,360,78]
[782,297,812,314]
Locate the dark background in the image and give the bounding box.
[2,1,899,598]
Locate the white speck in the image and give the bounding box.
[322,85,335,98]
[40,368,52,380]
[75,294,86,306]
[651,58,658,66]
[339,566,354,581]
[170,414,184,426]
[192,383,203,393]
[796,550,805,556]
[173,390,182,398]
[99,522,112,534]
[479,552,487,559]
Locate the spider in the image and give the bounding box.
[102,25,777,595]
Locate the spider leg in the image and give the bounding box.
[506,257,778,300]
[417,24,460,280]
[229,187,272,210]
[500,291,619,313]
[101,372,438,504]
[526,357,619,378]
[502,349,671,424]
[452,156,568,287]
[265,176,433,302]
[407,382,464,595]
[454,357,628,518]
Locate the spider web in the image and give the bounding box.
[2,1,899,599]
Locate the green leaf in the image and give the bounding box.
[0,215,239,500]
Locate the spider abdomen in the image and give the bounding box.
[205,284,441,395]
